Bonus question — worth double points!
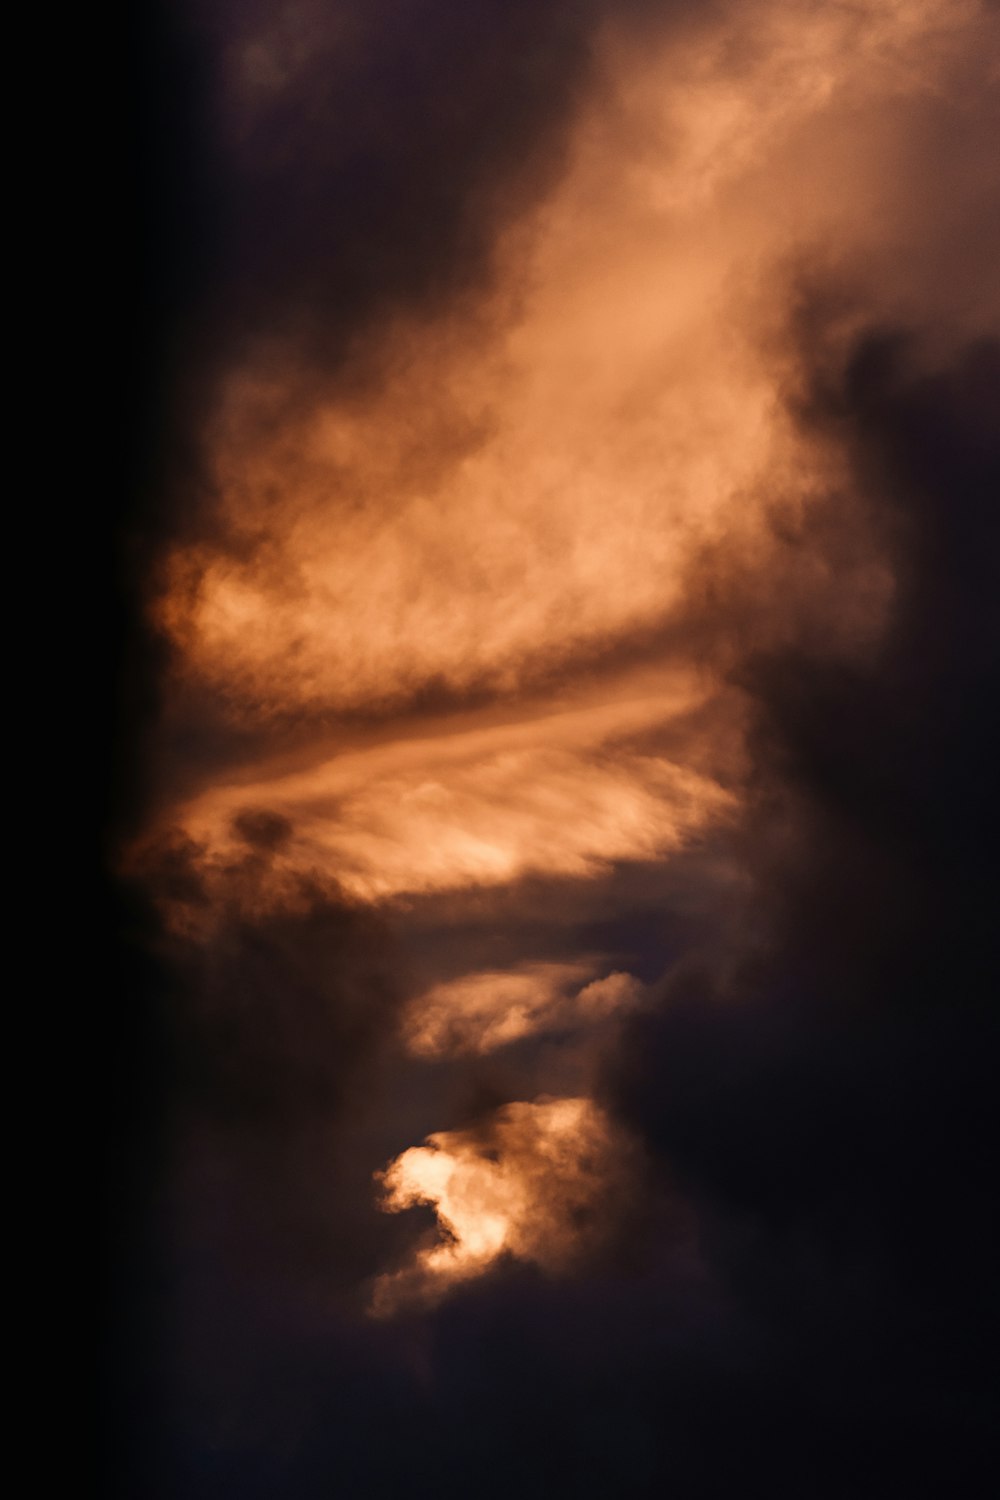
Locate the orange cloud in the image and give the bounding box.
[372,1096,630,1314]
[140,0,999,1312]
[158,0,989,730]
[167,677,733,907]
[403,962,645,1057]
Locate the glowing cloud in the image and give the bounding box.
[403,961,645,1057]
[134,0,1000,1334]
[169,682,733,907]
[372,1097,628,1314]
[157,0,984,726]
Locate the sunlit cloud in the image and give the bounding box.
[403,961,645,1058]
[157,0,985,729]
[372,1096,629,1314]
[138,0,999,1325]
[167,680,733,907]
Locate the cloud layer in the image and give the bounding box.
[111,1,999,1494]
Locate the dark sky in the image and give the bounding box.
[107,2,999,1495]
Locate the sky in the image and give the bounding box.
[108,1,998,1494]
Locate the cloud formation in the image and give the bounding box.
[111,0,999,1494]
[165,680,732,905]
[373,1096,632,1312]
[402,961,645,1057]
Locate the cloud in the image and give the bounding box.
[609,323,999,1475]
[157,0,998,728]
[139,833,403,1126]
[372,1096,636,1313]
[164,677,733,904]
[402,961,645,1057]
[112,1,1000,1493]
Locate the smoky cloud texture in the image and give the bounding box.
[141,316,998,1500]
[603,327,998,1498]
[109,1,999,1496]
[185,0,717,370]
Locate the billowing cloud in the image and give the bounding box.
[373,1096,633,1313]
[111,0,999,1493]
[157,0,996,729]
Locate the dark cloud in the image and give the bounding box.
[105,838,416,1493]
[192,0,711,372]
[108,3,998,1495]
[209,0,590,361]
[117,328,997,1500]
[609,327,999,1490]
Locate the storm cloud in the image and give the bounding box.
[107,2,999,1495]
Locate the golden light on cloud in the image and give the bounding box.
[372,1097,626,1314]
[161,318,779,720]
[403,962,644,1058]
[158,0,986,727]
[139,0,1000,1323]
[168,680,733,908]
